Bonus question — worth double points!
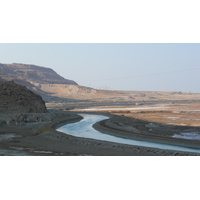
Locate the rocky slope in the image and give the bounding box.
[0,63,82,101]
[0,63,77,85]
[0,81,46,113]
[0,63,102,101]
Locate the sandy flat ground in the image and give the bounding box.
[74,103,200,126]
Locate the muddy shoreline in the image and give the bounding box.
[93,116,200,151]
[1,110,200,156]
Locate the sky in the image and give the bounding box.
[0,43,200,93]
[1,1,200,93]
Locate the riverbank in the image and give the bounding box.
[1,110,199,156]
[93,114,200,148]
[0,110,83,155]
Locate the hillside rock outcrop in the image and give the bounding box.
[33,83,97,98]
[0,81,46,113]
[0,63,80,101]
[0,63,78,85]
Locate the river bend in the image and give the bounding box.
[56,114,200,154]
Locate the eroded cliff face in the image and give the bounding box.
[0,63,83,101]
[0,63,78,85]
[32,83,97,98]
[0,81,46,113]
[0,63,99,100]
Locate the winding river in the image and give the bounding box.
[56,114,200,154]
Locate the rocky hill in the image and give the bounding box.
[0,63,77,85]
[0,81,46,113]
[0,63,105,101]
[0,63,81,101]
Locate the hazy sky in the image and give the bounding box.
[0,43,200,92]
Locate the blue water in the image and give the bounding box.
[56,114,200,154]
